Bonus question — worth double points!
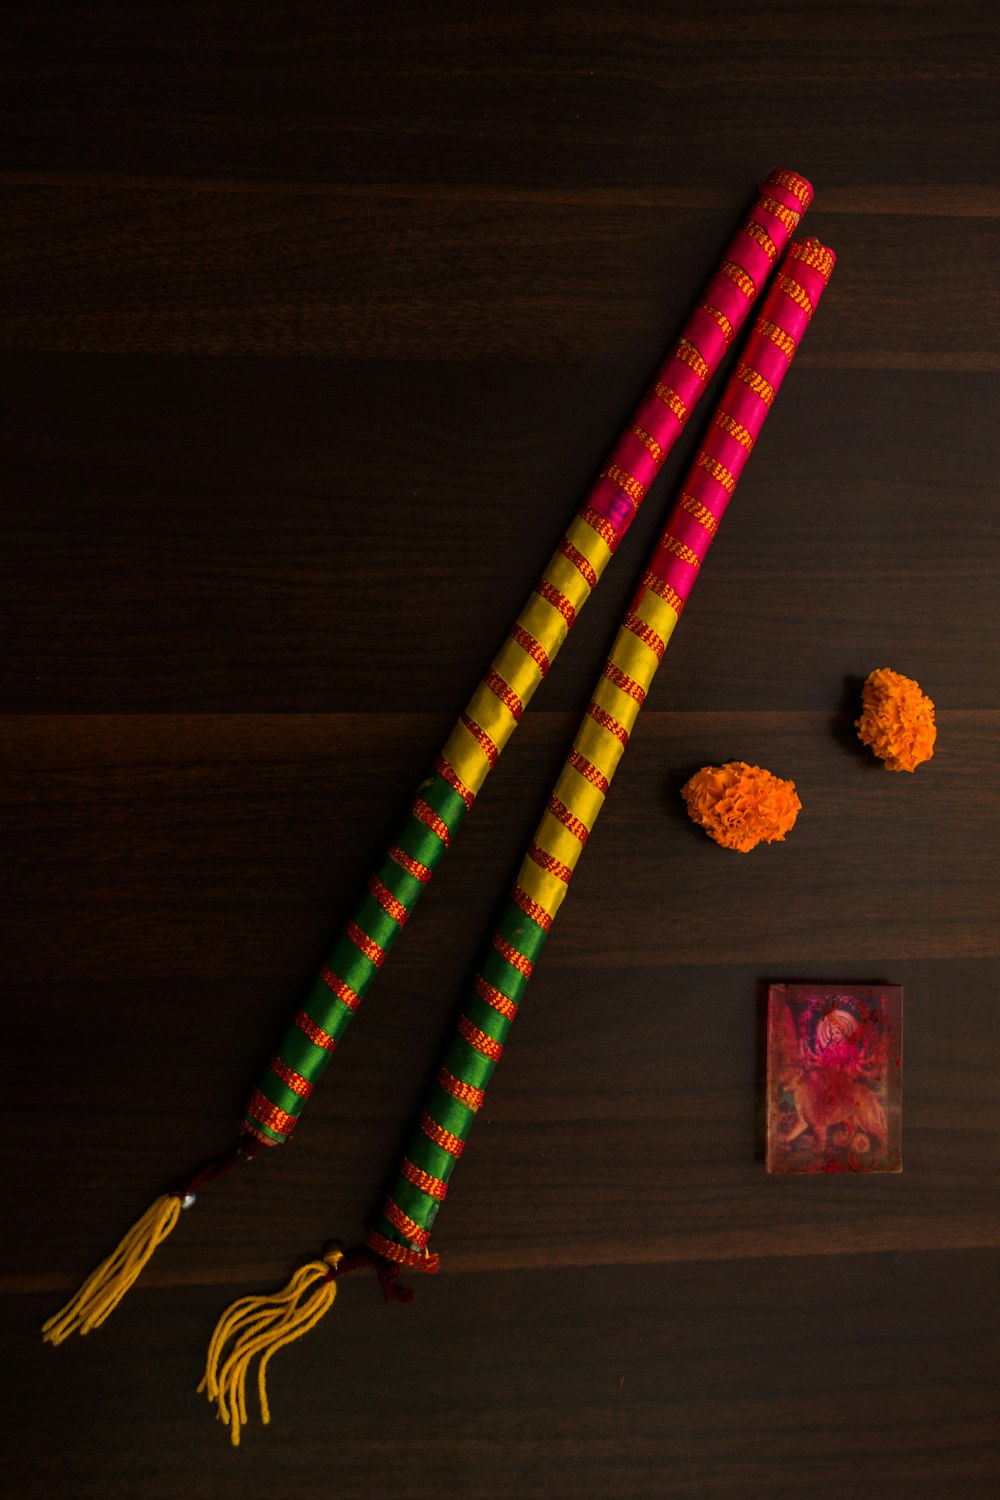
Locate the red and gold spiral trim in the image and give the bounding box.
[346,919,386,969]
[295,1008,337,1052]
[714,411,755,452]
[402,1157,449,1202]
[527,840,574,884]
[420,1109,465,1157]
[776,273,814,320]
[736,360,775,407]
[642,571,685,615]
[438,1067,485,1113]
[434,753,475,810]
[458,1014,504,1062]
[412,793,455,844]
[658,533,703,570]
[696,451,737,497]
[485,668,524,722]
[757,319,797,362]
[679,491,720,535]
[653,382,689,425]
[580,504,621,553]
[587,699,630,747]
[785,238,835,279]
[493,930,535,976]
[630,424,665,466]
[534,577,577,629]
[602,660,646,708]
[622,610,666,661]
[718,259,757,301]
[366,1227,440,1273]
[510,885,554,934]
[246,1087,298,1139]
[758,195,801,235]
[510,622,551,678]
[547,793,590,845]
[368,873,409,927]
[675,337,710,383]
[568,747,610,795]
[700,302,735,345]
[475,972,521,1019]
[745,220,779,265]
[459,713,500,770]
[558,537,599,590]
[268,1056,313,1098]
[768,169,812,208]
[388,845,433,883]
[319,964,361,1011]
[383,1197,430,1247]
[602,462,646,507]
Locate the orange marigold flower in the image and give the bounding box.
[681,761,801,853]
[856,667,936,772]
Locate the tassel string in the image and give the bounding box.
[199,1246,415,1444]
[42,1133,263,1345]
[176,1131,263,1203]
[329,1246,414,1303]
[41,1193,183,1345]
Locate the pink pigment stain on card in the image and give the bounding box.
[766,984,903,1174]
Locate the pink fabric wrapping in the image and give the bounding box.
[584,168,813,543]
[642,237,836,609]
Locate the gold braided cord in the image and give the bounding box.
[714,411,755,452]
[768,169,812,207]
[744,219,778,265]
[758,195,801,234]
[736,360,775,406]
[776,274,814,320]
[678,491,720,535]
[785,237,835,279]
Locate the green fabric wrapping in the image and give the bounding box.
[244,768,469,1143]
[372,891,545,1245]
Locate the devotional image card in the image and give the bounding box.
[766,984,902,1174]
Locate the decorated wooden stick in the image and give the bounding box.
[367,238,836,1270]
[42,169,813,1349]
[243,168,812,1154]
[200,237,836,1441]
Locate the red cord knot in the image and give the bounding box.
[325,1246,416,1304]
[175,1132,264,1205]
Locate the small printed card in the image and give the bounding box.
[766,983,903,1174]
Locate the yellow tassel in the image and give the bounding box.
[42,1193,182,1345]
[198,1249,343,1447]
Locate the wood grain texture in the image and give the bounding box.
[3,186,999,362]
[3,360,997,713]
[3,3,999,1496]
[4,2,999,188]
[10,1254,999,1499]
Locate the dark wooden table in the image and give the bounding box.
[4,4,999,1495]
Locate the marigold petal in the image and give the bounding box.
[855,667,936,772]
[681,760,801,852]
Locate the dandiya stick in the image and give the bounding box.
[42,170,813,1350]
[199,236,836,1443]
[244,169,810,1153]
[372,239,836,1268]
